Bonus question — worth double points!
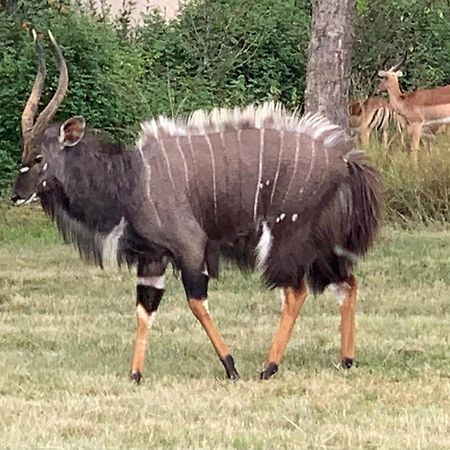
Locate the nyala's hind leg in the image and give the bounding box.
[182,270,240,380]
[332,275,357,369]
[130,257,167,383]
[260,282,307,380]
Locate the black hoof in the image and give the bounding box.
[260,362,278,380]
[130,371,143,383]
[341,357,354,369]
[221,355,240,380]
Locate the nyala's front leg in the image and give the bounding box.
[130,257,167,383]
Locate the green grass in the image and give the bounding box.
[0,205,449,449]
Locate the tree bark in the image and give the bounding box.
[304,0,354,129]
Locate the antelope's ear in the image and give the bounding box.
[394,70,403,78]
[59,116,86,148]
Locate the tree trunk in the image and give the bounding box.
[304,0,354,129]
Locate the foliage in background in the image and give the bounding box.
[1,0,450,224]
[367,134,450,225]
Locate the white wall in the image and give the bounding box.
[86,0,180,23]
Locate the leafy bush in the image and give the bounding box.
[1,0,449,225]
[0,1,149,193]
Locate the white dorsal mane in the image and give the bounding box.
[138,102,344,149]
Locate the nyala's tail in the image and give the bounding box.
[306,151,382,294]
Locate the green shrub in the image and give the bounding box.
[0,1,149,193]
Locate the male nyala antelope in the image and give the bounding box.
[12,31,382,381]
[348,97,404,147]
[378,62,450,163]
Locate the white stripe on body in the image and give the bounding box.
[175,137,191,199]
[187,134,206,228]
[237,129,243,219]
[254,129,265,221]
[204,134,218,223]
[160,140,177,192]
[298,138,316,197]
[270,130,284,205]
[138,148,162,227]
[280,132,300,208]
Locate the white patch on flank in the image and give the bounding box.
[42,180,47,188]
[254,129,265,221]
[42,163,48,171]
[19,166,30,174]
[292,213,298,222]
[279,213,286,221]
[329,282,351,306]
[202,264,209,277]
[265,179,270,186]
[137,275,165,290]
[102,217,126,267]
[256,221,273,269]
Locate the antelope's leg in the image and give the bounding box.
[335,275,357,369]
[410,122,422,166]
[182,271,239,380]
[130,258,167,383]
[260,283,307,380]
[360,123,370,147]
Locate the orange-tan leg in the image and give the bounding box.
[188,299,239,379]
[130,259,166,383]
[260,283,307,379]
[338,275,357,369]
[130,304,154,381]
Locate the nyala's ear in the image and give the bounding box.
[394,70,403,78]
[59,116,86,148]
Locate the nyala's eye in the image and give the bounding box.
[34,154,43,164]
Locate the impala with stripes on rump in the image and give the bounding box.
[12,31,382,381]
[348,97,405,147]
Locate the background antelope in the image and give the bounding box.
[348,97,404,147]
[378,62,450,163]
[12,31,382,382]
